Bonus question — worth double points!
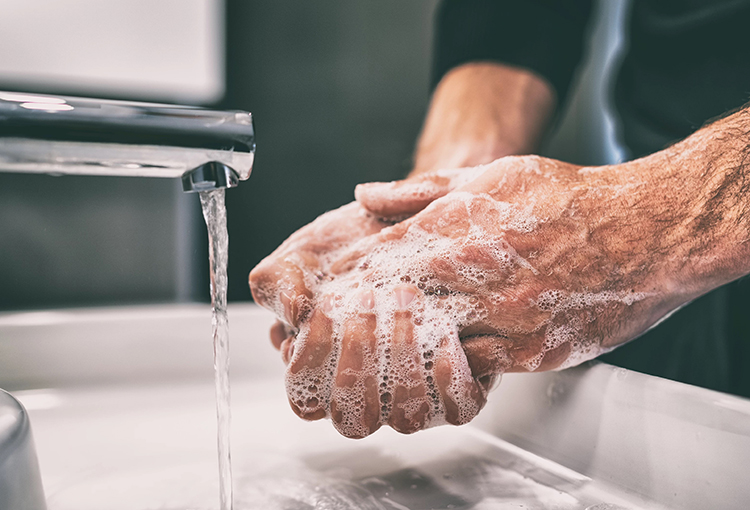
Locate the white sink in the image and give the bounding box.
[2,304,749,509]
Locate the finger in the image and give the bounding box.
[270,320,292,350]
[355,169,472,219]
[460,335,512,392]
[249,255,314,327]
[330,291,381,438]
[474,330,547,373]
[250,202,388,320]
[387,286,431,434]
[460,334,511,376]
[536,340,573,372]
[434,335,485,426]
[286,303,336,421]
[280,336,295,365]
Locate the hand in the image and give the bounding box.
[268,155,694,438]
[249,202,389,359]
[250,168,488,356]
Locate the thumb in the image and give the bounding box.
[355,168,480,219]
[461,334,512,393]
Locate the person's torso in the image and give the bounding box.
[615,0,750,158]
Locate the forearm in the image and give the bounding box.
[616,106,750,302]
[411,62,556,176]
[669,106,750,293]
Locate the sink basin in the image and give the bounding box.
[0,389,46,510]
[1,304,749,509]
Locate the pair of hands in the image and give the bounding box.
[249,154,684,438]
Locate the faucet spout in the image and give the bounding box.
[0,91,255,191]
[182,161,240,192]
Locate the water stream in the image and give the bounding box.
[199,189,233,510]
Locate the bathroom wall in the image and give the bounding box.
[0,0,224,104]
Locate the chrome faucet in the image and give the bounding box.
[0,91,255,192]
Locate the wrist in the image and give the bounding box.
[412,63,556,176]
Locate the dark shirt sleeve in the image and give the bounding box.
[432,0,594,104]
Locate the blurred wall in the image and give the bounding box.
[0,0,224,104]
[0,175,180,310]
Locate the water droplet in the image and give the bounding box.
[434,285,450,298]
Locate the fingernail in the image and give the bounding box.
[281,337,295,364]
[490,373,502,392]
[477,373,502,393]
[270,320,288,350]
[354,183,374,202]
[394,286,416,309]
[321,294,335,313]
[360,290,375,310]
[280,290,296,325]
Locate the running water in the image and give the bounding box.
[199,189,233,510]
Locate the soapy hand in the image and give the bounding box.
[250,168,482,357]
[249,201,392,358]
[251,155,687,438]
